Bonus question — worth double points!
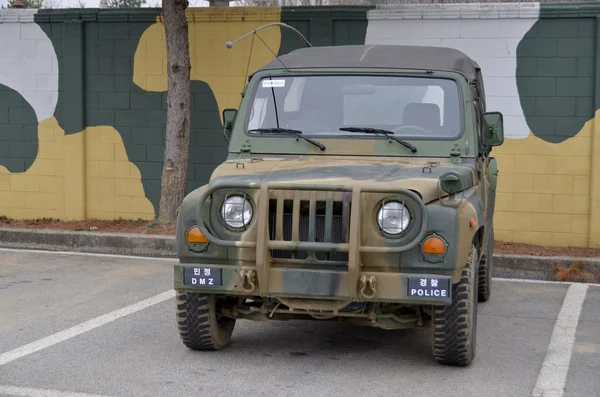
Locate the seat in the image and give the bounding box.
[402,103,441,132]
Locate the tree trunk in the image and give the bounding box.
[158,0,191,224]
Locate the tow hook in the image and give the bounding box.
[239,269,257,293]
[359,275,377,299]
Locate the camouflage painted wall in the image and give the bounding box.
[0,3,599,248]
[0,6,369,221]
[362,2,600,248]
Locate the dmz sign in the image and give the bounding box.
[183,267,223,287]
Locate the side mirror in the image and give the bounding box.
[222,108,237,141]
[482,111,504,147]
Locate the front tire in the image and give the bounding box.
[432,244,478,366]
[176,292,236,350]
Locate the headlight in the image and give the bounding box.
[377,201,411,235]
[220,195,253,229]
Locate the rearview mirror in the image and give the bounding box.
[222,108,237,141]
[482,111,504,147]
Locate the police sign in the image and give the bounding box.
[407,276,451,299]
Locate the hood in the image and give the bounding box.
[209,156,476,203]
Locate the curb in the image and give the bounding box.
[0,227,177,257]
[494,253,600,281]
[1,228,599,281]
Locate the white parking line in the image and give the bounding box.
[0,384,114,397]
[531,283,589,397]
[494,277,600,287]
[0,290,174,366]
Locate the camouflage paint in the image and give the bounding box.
[363,2,600,248]
[36,9,224,217]
[0,116,66,219]
[0,3,599,248]
[174,156,484,299]
[0,13,58,175]
[277,6,372,56]
[131,7,287,215]
[516,13,595,144]
[509,3,600,248]
[0,85,38,173]
[1,6,372,220]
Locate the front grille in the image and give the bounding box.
[267,191,352,262]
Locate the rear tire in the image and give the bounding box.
[478,229,494,302]
[432,244,478,366]
[176,292,236,350]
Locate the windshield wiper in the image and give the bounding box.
[248,128,326,151]
[339,127,417,153]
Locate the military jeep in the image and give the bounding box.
[173,44,503,366]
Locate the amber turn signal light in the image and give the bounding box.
[187,226,208,243]
[421,235,447,255]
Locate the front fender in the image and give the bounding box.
[403,185,483,283]
[177,184,212,258]
[453,185,485,280]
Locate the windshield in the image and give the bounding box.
[245,74,462,139]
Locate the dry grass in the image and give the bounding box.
[0,216,176,235]
[495,241,600,258]
[552,261,595,283]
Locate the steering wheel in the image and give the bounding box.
[391,125,430,134]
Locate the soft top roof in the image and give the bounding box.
[254,44,480,81]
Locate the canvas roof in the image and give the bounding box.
[254,44,480,81]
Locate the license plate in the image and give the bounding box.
[407,276,451,299]
[183,267,222,287]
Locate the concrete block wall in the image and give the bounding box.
[0,3,599,248]
[0,11,65,219]
[0,6,368,222]
[363,3,600,248]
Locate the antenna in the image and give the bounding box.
[226,22,312,50]
[226,22,313,95]
[226,22,312,71]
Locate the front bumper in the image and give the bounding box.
[174,264,453,305]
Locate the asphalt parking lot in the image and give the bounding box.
[0,248,598,397]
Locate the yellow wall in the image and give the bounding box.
[0,117,155,221]
[0,117,65,220]
[133,7,282,118]
[493,112,599,247]
[85,126,155,220]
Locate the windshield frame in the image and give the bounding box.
[241,71,466,143]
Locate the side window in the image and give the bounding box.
[474,69,486,111]
[248,98,268,130]
[474,100,481,132]
[473,99,485,155]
